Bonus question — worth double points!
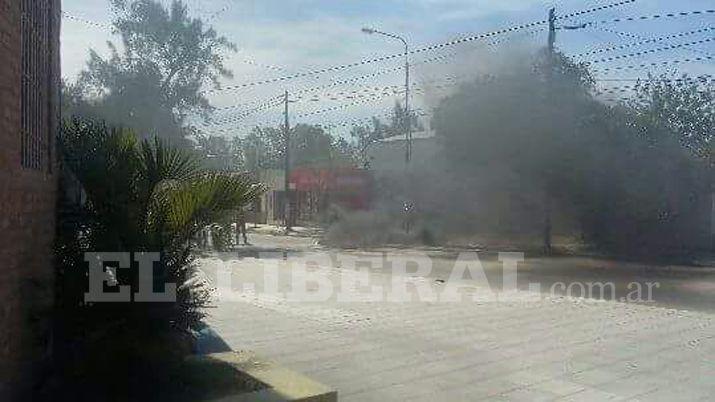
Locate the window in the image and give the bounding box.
[21,0,53,171]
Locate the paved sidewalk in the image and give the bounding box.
[202,254,715,401]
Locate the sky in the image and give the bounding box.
[61,0,715,138]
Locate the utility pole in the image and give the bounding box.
[542,7,587,255]
[361,27,411,164]
[543,7,557,255]
[283,90,292,231]
[404,42,411,164]
[710,151,714,252]
[361,27,413,233]
[548,7,556,54]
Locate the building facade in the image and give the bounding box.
[290,167,372,222]
[366,130,437,179]
[254,168,372,226]
[0,0,61,396]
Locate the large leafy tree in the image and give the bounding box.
[75,0,236,143]
[349,102,425,168]
[238,124,355,171]
[626,75,714,253]
[630,75,714,158]
[240,126,285,171]
[350,117,389,168]
[194,134,243,171]
[386,100,423,138]
[291,124,354,168]
[430,51,594,237]
[428,50,711,258]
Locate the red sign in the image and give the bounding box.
[289,168,372,209]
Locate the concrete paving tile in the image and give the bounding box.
[594,375,661,400]
[495,387,561,401]
[556,387,624,401]
[201,254,715,402]
[531,378,587,396]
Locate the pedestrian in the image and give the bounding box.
[403,201,415,234]
[236,209,249,246]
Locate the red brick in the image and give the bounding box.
[0,0,60,397]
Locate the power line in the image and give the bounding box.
[557,0,637,20]
[317,109,430,130]
[241,58,290,73]
[592,55,714,74]
[593,26,715,58]
[594,82,714,95]
[211,99,285,124]
[595,85,638,94]
[213,94,285,112]
[61,11,112,29]
[64,1,648,100]
[203,13,548,94]
[207,66,714,134]
[209,72,467,128]
[203,100,284,126]
[207,84,409,126]
[209,87,398,126]
[202,67,715,135]
[486,27,545,51]
[202,76,459,131]
[204,83,441,136]
[210,57,714,129]
[207,52,456,120]
[206,3,701,94]
[595,79,714,101]
[576,27,715,58]
[210,47,504,121]
[588,37,715,64]
[203,90,404,135]
[582,9,715,27]
[595,75,713,82]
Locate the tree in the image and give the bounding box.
[630,75,714,159]
[430,50,594,239]
[239,126,285,171]
[428,49,712,258]
[387,100,423,138]
[75,0,236,143]
[623,75,714,254]
[348,103,425,168]
[291,124,353,168]
[350,117,386,168]
[239,124,355,171]
[194,134,243,171]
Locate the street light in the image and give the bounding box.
[362,27,411,163]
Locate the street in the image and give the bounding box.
[200,232,715,401]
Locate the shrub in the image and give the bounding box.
[51,117,263,399]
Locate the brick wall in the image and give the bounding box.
[0,0,60,397]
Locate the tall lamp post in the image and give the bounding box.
[362,27,411,163]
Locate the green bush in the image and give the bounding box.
[51,116,264,399]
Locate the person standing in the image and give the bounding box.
[236,208,249,246]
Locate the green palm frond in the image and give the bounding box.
[62,116,265,249]
[59,116,265,334]
[157,172,265,234]
[138,138,201,187]
[138,138,202,236]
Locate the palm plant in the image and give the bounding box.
[56,116,263,360]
